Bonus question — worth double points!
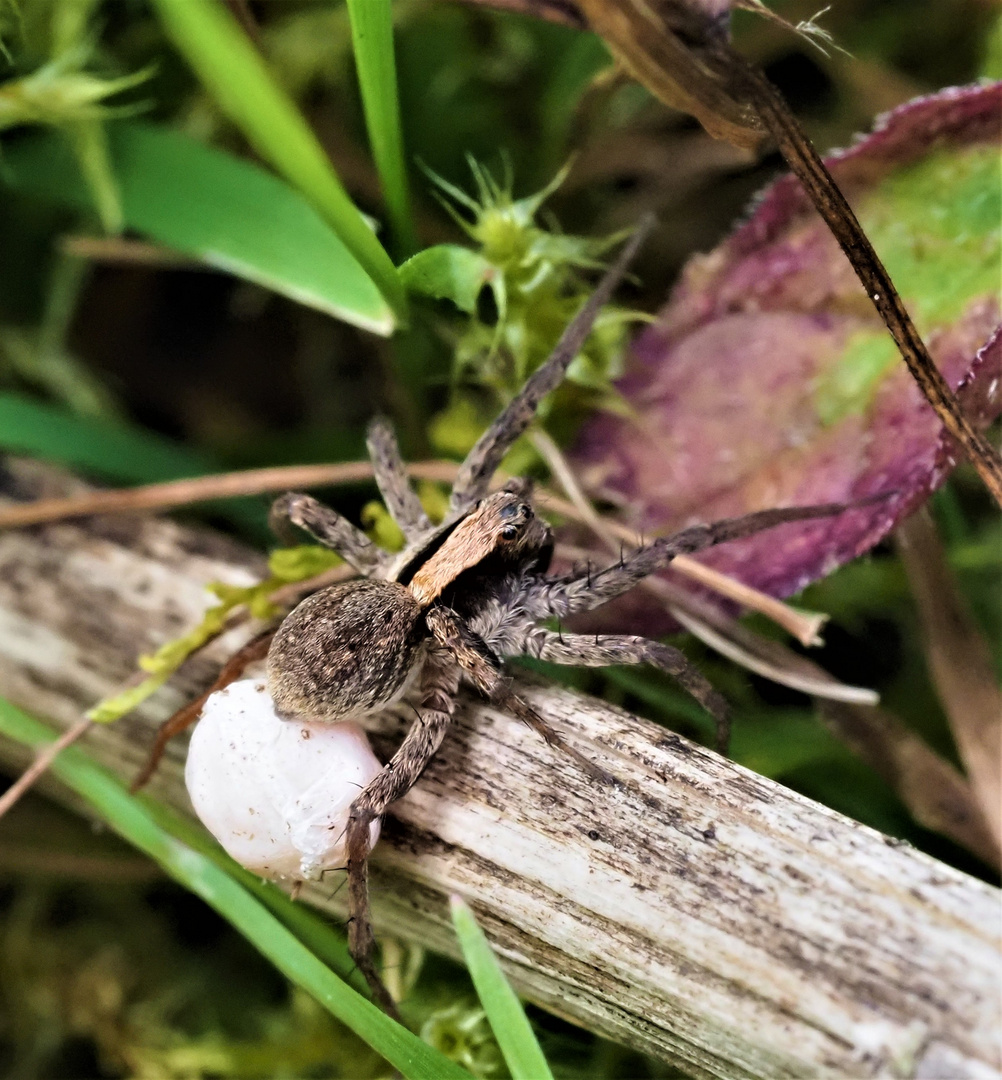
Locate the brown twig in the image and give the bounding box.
[0,460,461,529]
[58,235,198,268]
[556,541,875,705]
[896,509,1002,857]
[466,0,1002,505]
[819,700,1001,871]
[452,0,585,27]
[0,717,93,821]
[0,454,828,646]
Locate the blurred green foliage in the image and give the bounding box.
[0,0,998,1077]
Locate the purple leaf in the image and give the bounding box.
[571,84,1001,631]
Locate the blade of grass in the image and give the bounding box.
[3,123,394,334]
[150,0,407,324]
[0,392,267,534]
[450,894,554,1080]
[347,0,416,256]
[0,391,215,482]
[140,795,369,995]
[0,697,472,1080]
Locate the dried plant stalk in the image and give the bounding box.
[0,459,998,1079]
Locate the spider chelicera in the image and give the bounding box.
[140,218,864,1017]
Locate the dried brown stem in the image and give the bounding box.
[819,700,1001,872]
[0,717,93,821]
[465,0,1002,505]
[59,235,197,268]
[2,459,999,1076]
[896,509,1002,857]
[0,455,827,647]
[0,460,461,529]
[451,0,585,27]
[556,541,876,705]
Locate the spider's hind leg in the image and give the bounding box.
[519,629,732,754]
[425,606,616,785]
[269,492,383,575]
[345,648,460,1018]
[366,416,432,539]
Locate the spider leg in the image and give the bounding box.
[131,628,276,792]
[425,606,616,785]
[345,647,460,1018]
[366,416,432,538]
[448,214,655,516]
[270,492,383,575]
[515,628,732,753]
[526,501,874,619]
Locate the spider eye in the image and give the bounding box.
[500,524,520,541]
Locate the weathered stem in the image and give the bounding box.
[0,460,999,1079]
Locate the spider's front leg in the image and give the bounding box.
[345,647,460,1018]
[517,629,733,752]
[526,500,882,620]
[425,606,617,785]
[449,214,655,515]
[269,492,383,575]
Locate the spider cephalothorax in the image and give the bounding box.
[254,219,869,1015]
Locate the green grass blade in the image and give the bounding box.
[150,0,407,323]
[346,0,416,256]
[0,391,215,482]
[450,895,554,1080]
[0,698,472,1080]
[2,123,394,334]
[0,392,268,533]
[140,797,370,997]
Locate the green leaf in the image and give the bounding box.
[150,0,407,324]
[347,0,416,255]
[450,895,554,1080]
[139,795,368,996]
[0,390,214,482]
[0,698,473,1080]
[728,710,851,779]
[0,392,267,533]
[400,244,495,314]
[1,122,395,334]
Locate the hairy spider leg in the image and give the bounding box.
[366,416,432,538]
[515,629,733,752]
[131,628,276,792]
[448,213,656,516]
[344,647,461,1017]
[425,606,616,785]
[269,492,384,575]
[525,501,872,619]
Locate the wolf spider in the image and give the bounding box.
[140,219,866,1017]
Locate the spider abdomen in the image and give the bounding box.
[267,579,425,722]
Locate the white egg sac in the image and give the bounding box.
[184,679,383,882]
